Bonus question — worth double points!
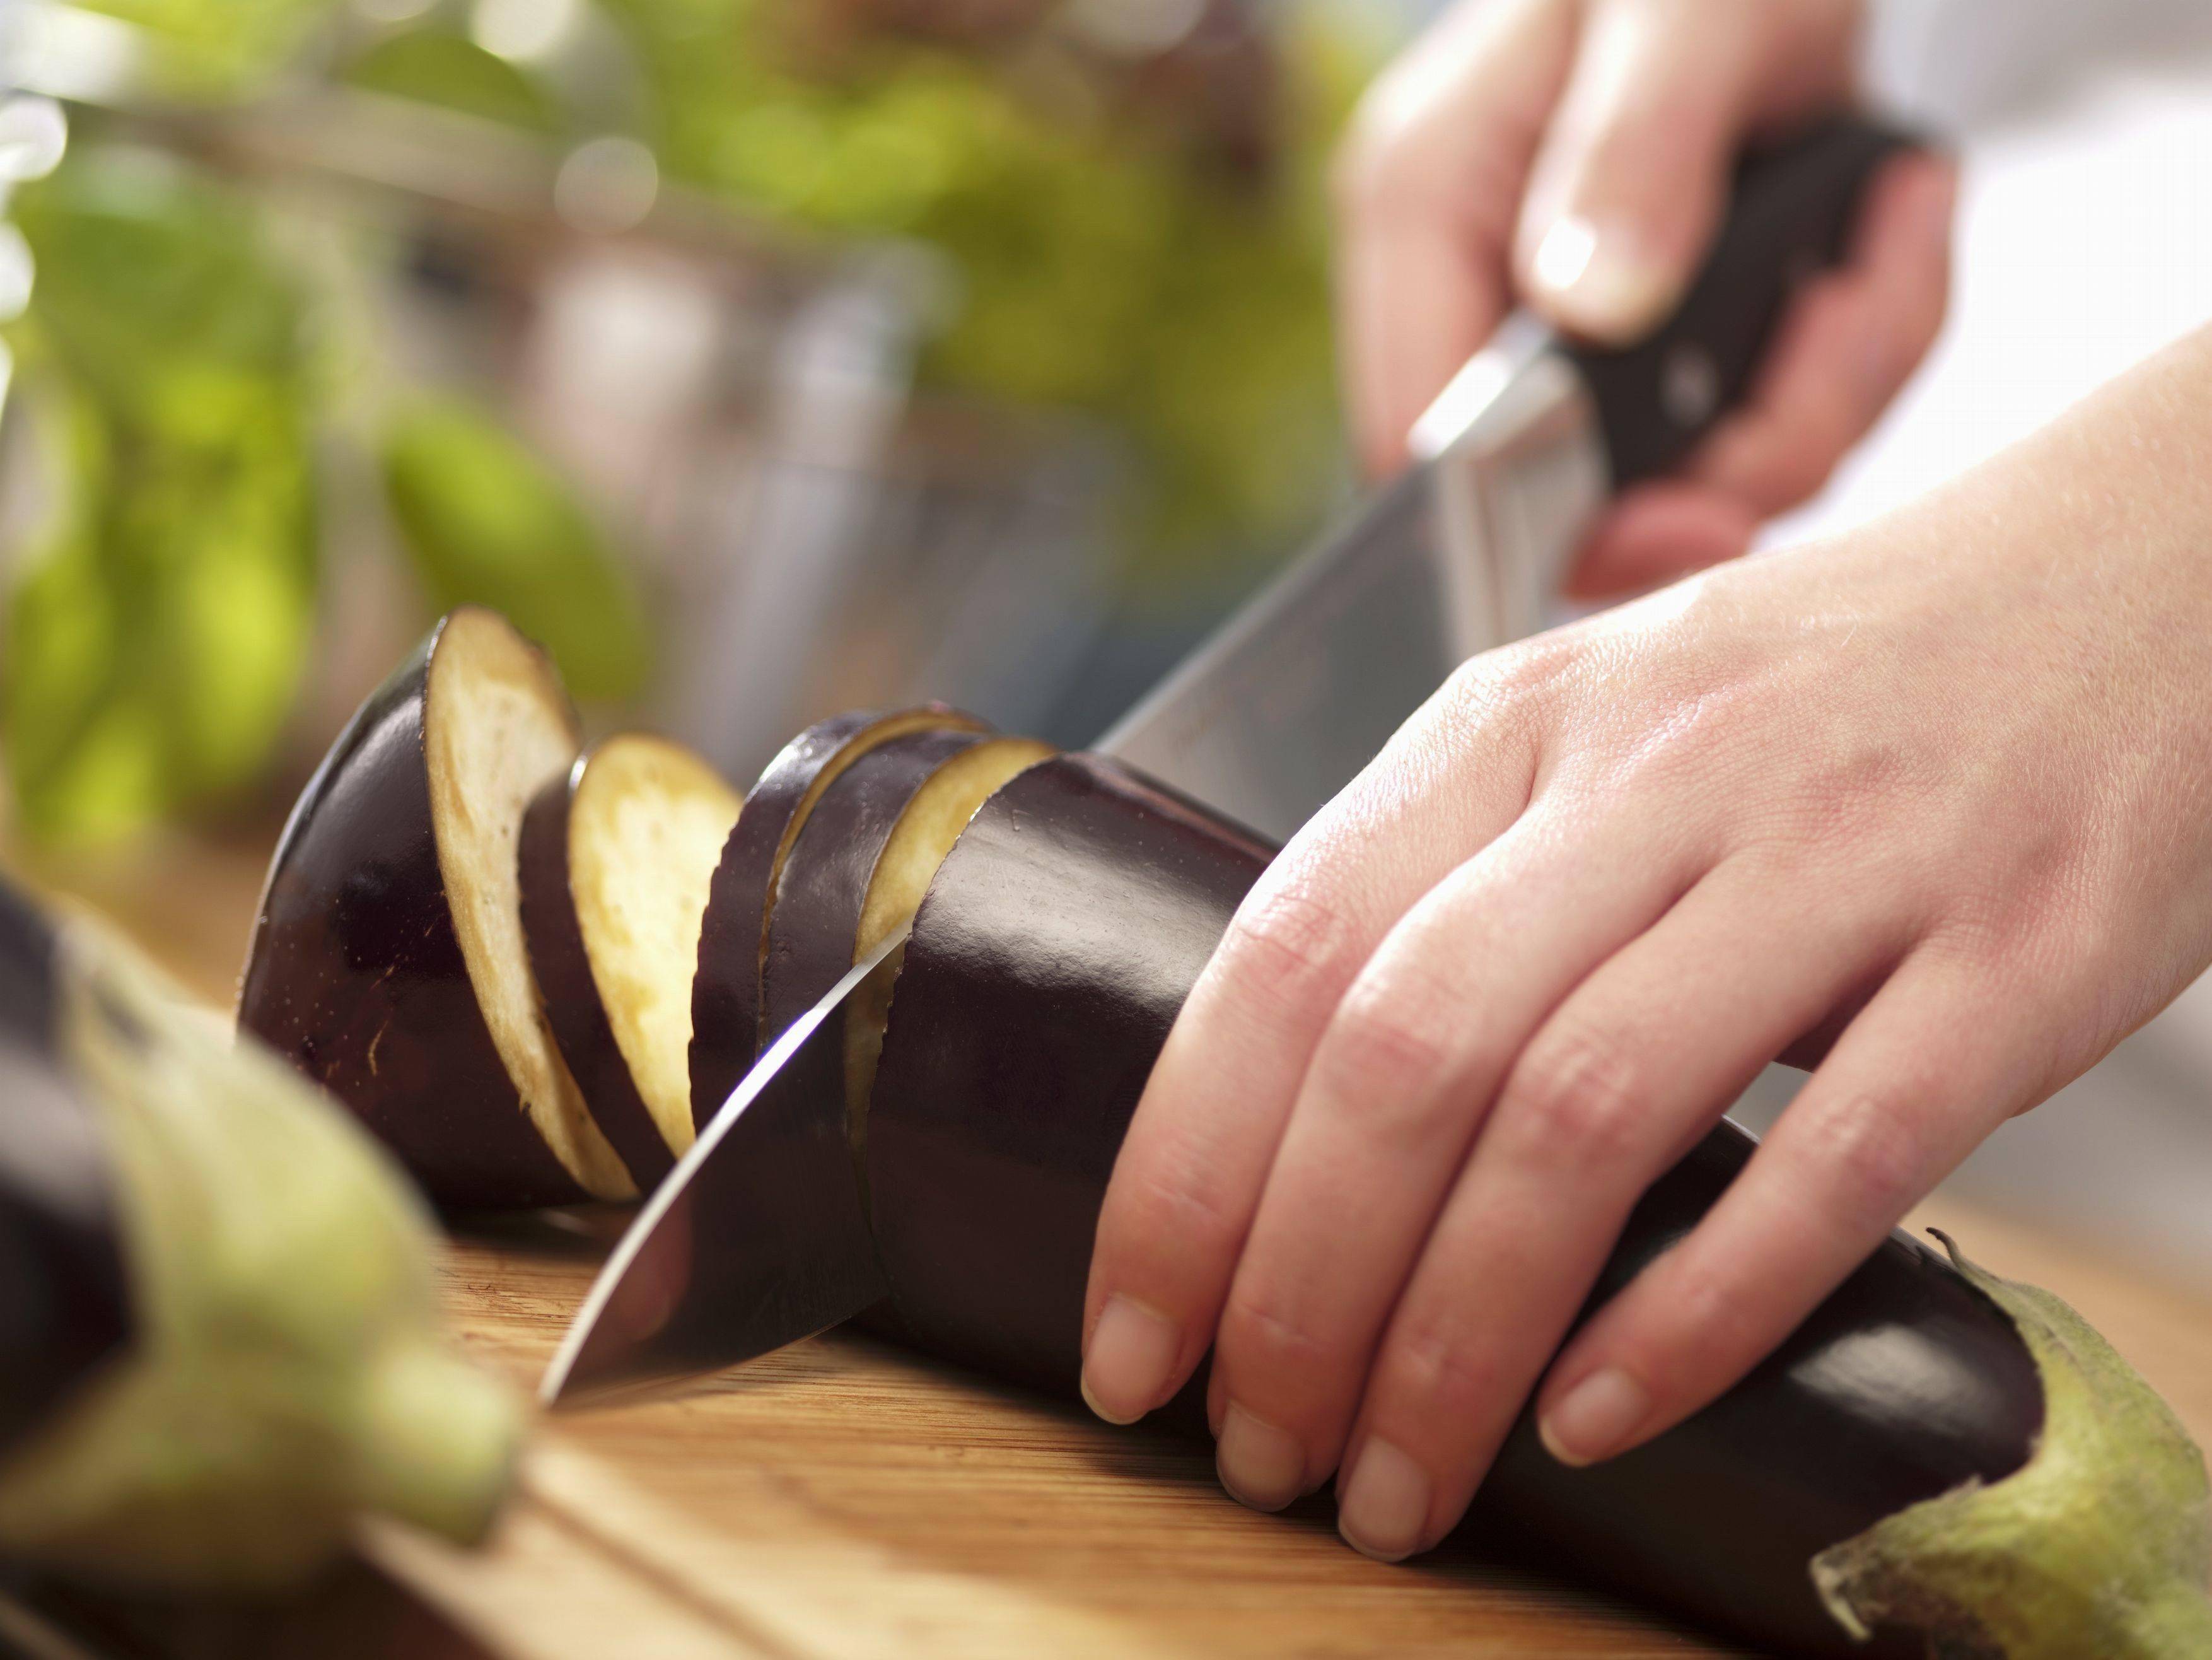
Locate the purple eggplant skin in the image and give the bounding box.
[866,753,2044,1660]
[0,879,134,1462]
[238,621,586,1211]
[519,763,675,1191]
[688,707,987,1131]
[757,729,986,1066]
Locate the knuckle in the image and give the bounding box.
[1315,983,1458,1116]
[1219,882,1360,1018]
[1498,1026,1651,1167]
[1218,1285,1336,1379]
[1796,1090,1929,1232]
[1646,1256,1766,1379]
[1125,1146,1244,1256]
[1383,1309,1511,1422]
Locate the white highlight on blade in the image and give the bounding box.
[540,920,912,1405]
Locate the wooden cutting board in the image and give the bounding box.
[10,831,2210,1658]
[361,1198,2212,1660]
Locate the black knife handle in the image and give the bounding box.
[1568,114,1916,488]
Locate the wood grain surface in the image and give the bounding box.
[9,828,2210,1659]
[390,1196,2212,1660]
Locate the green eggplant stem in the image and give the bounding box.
[1812,1232,2212,1658]
[0,918,520,1590]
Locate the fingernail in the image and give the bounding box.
[1337,1437,1430,1563]
[1529,216,1675,343]
[1080,1296,1179,1426]
[1216,1403,1305,1512]
[1539,1367,1651,1467]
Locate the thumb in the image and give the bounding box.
[1513,0,1859,344]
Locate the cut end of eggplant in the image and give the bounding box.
[569,736,741,1161]
[689,704,989,1129]
[845,735,1055,1159]
[426,610,633,1203]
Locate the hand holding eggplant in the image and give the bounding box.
[1084,323,2212,1579]
[1336,0,1955,593]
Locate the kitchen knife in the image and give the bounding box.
[543,926,908,1403]
[1102,114,1909,841]
[546,114,1911,1405]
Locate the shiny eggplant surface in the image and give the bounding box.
[520,760,673,1189]
[689,707,987,1130]
[0,881,132,1461]
[760,731,986,1044]
[758,729,986,1129]
[238,621,586,1210]
[866,753,2044,1659]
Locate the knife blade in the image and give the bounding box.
[546,115,1911,1406]
[1102,115,1909,838]
[542,925,907,1404]
[1096,310,1602,839]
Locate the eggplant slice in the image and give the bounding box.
[755,730,1054,1173]
[689,705,987,1129]
[242,608,630,1208]
[525,735,741,1186]
[842,734,1054,1169]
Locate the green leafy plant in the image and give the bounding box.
[3,152,319,845]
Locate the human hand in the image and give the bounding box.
[1336,0,1957,595]
[1082,325,2212,1560]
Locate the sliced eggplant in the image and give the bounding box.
[241,608,632,1210]
[866,752,2209,1659]
[522,735,741,1188]
[757,730,1054,1171]
[0,877,516,1589]
[688,705,987,1130]
[840,734,1054,1167]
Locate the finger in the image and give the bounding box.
[1080,665,1544,1427]
[1334,0,1578,475]
[1563,152,1955,599]
[1687,151,1959,517]
[1327,854,1902,1560]
[1566,482,1761,600]
[1516,0,1858,342]
[1205,802,1704,1512]
[1534,949,2039,1470]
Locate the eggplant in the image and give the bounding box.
[520,735,742,1188]
[868,753,2211,1659]
[0,877,517,1589]
[240,608,632,1210]
[0,882,132,1466]
[759,728,1055,1171]
[687,705,988,1130]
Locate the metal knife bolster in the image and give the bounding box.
[1411,312,1610,654]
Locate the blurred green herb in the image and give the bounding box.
[3,153,318,846]
[380,396,652,703]
[2,0,1368,846]
[75,0,341,98]
[606,0,1361,574]
[343,31,561,134]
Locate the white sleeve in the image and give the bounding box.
[1862,0,2212,132]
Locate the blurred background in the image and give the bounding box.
[0,0,1374,856]
[2,0,2208,1291]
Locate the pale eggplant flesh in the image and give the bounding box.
[521,735,742,1188]
[688,706,987,1131]
[864,753,2054,1660]
[240,609,629,1210]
